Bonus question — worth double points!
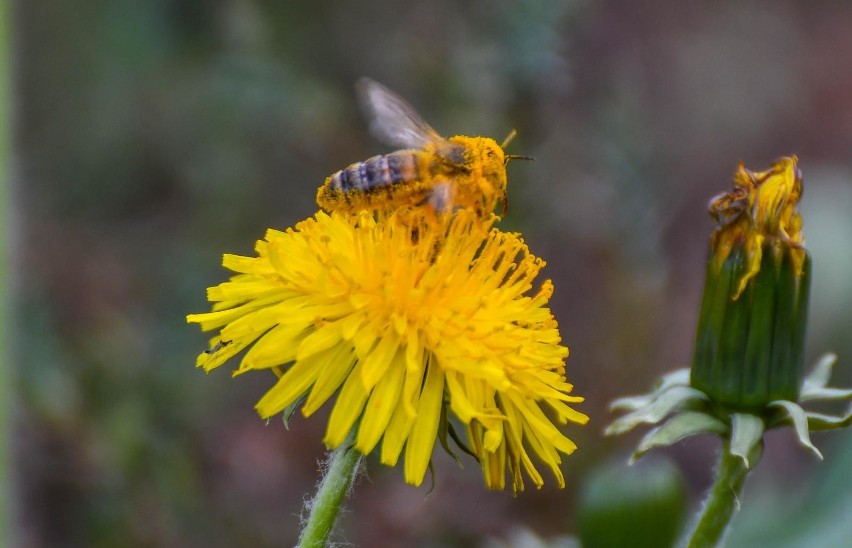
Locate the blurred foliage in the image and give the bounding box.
[1,0,9,544]
[578,457,686,548]
[729,434,852,548]
[12,0,852,546]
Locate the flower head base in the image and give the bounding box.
[187,207,587,492]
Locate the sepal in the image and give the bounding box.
[805,408,852,431]
[282,395,306,429]
[606,385,708,436]
[607,354,850,461]
[801,353,852,401]
[767,400,823,459]
[729,413,764,467]
[632,412,727,463]
[610,368,691,412]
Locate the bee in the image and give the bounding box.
[316,78,531,218]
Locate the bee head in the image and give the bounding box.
[496,131,534,216]
[448,134,532,217]
[479,137,510,216]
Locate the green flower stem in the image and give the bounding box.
[687,439,762,548]
[298,431,363,548]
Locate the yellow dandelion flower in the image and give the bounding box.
[187,208,587,492]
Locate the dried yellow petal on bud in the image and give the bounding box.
[708,156,805,299]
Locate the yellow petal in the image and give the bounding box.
[356,350,405,454]
[301,343,357,416]
[359,334,400,391]
[324,361,369,448]
[404,357,445,486]
[254,347,332,418]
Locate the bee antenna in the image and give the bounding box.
[500,129,518,150]
[504,154,535,164]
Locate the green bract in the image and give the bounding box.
[691,244,811,409]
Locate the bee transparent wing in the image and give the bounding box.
[357,78,450,150]
[427,181,457,215]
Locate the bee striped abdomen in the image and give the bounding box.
[320,151,425,210]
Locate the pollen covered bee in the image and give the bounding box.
[317,78,530,218]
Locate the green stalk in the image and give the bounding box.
[298,431,363,548]
[686,439,762,548]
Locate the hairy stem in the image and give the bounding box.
[687,439,762,548]
[298,432,363,548]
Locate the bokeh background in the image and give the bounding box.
[10,1,852,546]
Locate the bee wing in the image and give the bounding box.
[427,181,457,215]
[357,78,454,152]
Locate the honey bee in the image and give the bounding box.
[316,78,531,218]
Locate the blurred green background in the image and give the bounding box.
[10,1,852,546]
